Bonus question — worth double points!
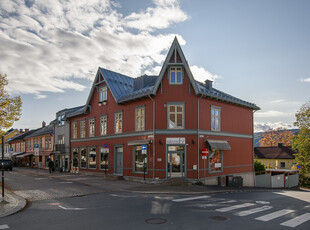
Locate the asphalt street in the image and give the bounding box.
[1,169,310,230]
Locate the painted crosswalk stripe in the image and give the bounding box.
[219,200,237,204]
[216,203,256,212]
[172,195,210,202]
[235,206,273,216]
[280,213,310,228]
[0,224,9,230]
[255,209,294,222]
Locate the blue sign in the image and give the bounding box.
[142,145,147,150]
[9,148,13,151]
[297,164,301,169]
[34,144,39,148]
[103,143,109,148]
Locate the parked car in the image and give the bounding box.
[1,159,13,171]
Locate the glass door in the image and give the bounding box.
[167,152,184,178]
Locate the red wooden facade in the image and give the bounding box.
[69,38,259,185]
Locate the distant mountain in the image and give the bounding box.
[254,129,299,147]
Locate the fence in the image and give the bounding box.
[255,170,299,188]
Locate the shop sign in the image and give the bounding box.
[215,163,221,168]
[166,137,185,144]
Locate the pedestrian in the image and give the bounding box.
[48,159,54,173]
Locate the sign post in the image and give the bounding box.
[202,148,209,183]
[142,145,147,182]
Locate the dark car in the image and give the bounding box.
[1,159,13,171]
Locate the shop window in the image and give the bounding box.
[100,147,109,170]
[209,150,222,172]
[134,145,147,173]
[80,148,87,168]
[135,107,145,131]
[115,112,122,134]
[211,106,221,131]
[72,122,77,139]
[100,116,107,136]
[88,147,96,169]
[169,67,182,84]
[80,120,86,138]
[89,119,95,137]
[72,148,79,168]
[168,104,184,129]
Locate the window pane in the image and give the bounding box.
[73,149,79,167]
[169,106,175,112]
[88,147,96,169]
[134,145,147,172]
[169,114,175,128]
[177,106,183,112]
[171,72,175,83]
[177,72,182,83]
[100,147,109,170]
[177,114,183,127]
[80,148,87,168]
[209,150,222,172]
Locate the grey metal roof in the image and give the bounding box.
[8,129,40,142]
[25,125,53,139]
[66,105,86,118]
[196,81,260,110]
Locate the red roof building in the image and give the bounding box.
[69,38,259,186]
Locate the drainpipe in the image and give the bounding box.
[197,95,203,181]
[148,95,155,180]
[253,110,257,187]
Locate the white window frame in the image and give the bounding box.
[169,66,183,85]
[100,115,108,136]
[135,106,145,131]
[115,112,123,134]
[99,86,107,102]
[89,118,95,137]
[168,103,184,129]
[211,106,221,131]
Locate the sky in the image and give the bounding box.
[1,0,309,132]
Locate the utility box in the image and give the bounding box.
[227,176,243,187]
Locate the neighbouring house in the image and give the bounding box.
[23,122,54,169]
[52,105,85,172]
[0,128,20,158]
[254,143,297,170]
[68,38,260,186]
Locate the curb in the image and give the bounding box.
[0,190,27,218]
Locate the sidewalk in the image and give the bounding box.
[0,189,27,218]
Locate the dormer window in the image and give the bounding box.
[99,86,107,102]
[169,67,182,85]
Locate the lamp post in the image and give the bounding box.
[1,136,5,203]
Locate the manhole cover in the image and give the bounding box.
[210,216,228,221]
[145,218,167,224]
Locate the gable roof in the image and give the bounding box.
[8,129,40,143]
[81,37,259,113]
[25,125,53,139]
[254,146,297,159]
[56,105,86,119]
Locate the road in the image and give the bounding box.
[1,169,310,230]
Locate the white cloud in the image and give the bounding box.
[255,110,286,118]
[190,65,222,82]
[0,0,196,96]
[301,78,310,82]
[269,99,285,103]
[254,121,294,133]
[34,94,47,99]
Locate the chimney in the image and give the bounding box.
[42,121,46,127]
[278,143,283,147]
[205,79,213,90]
[25,129,29,132]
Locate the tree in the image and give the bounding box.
[292,99,310,187]
[254,159,266,172]
[259,128,293,147]
[0,73,22,136]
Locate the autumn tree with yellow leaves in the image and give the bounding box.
[0,73,22,136]
[259,128,293,147]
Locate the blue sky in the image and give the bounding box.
[1,0,309,132]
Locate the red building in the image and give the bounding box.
[69,38,260,186]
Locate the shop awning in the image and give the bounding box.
[12,152,25,157]
[16,153,34,158]
[205,139,231,151]
[128,139,152,146]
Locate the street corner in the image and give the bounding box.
[0,190,27,218]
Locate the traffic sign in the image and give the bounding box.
[142,145,147,150]
[202,156,207,160]
[202,148,209,156]
[297,164,301,169]
[34,148,39,156]
[9,148,13,151]
[34,144,39,148]
[103,143,109,148]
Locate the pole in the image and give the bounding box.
[2,136,5,202]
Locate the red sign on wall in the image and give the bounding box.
[202,148,209,156]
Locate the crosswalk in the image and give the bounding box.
[172,195,310,228]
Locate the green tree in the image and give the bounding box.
[292,99,310,187]
[254,159,266,172]
[0,73,22,136]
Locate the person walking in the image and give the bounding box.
[48,160,54,173]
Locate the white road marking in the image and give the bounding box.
[280,213,310,228]
[216,203,256,212]
[172,195,210,202]
[235,206,273,217]
[58,205,86,211]
[256,201,270,205]
[110,194,137,198]
[255,209,294,222]
[58,182,73,184]
[219,200,237,204]
[305,205,310,208]
[0,225,9,230]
